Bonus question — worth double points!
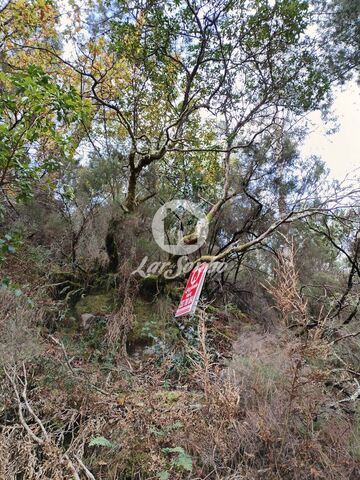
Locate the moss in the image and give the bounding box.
[49,270,77,283]
[49,270,83,303]
[128,299,165,346]
[127,298,179,350]
[206,211,215,223]
[156,390,182,403]
[182,232,198,245]
[74,291,116,318]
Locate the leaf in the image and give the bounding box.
[161,447,193,472]
[168,421,183,431]
[173,451,193,472]
[89,436,115,448]
[149,426,165,437]
[158,471,170,480]
[161,447,184,454]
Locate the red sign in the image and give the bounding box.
[175,263,208,317]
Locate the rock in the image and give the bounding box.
[80,313,96,330]
[74,291,116,319]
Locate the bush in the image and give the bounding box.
[0,288,42,366]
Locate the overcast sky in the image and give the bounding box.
[301,81,360,181]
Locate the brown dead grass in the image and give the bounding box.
[0,284,360,479]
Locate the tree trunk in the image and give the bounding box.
[105,217,120,273]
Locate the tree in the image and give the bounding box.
[0,66,85,203]
[315,0,360,83]
[307,208,360,324]
[0,1,92,266]
[36,0,334,269]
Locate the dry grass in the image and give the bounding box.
[0,288,42,366]
[222,329,355,480]
[265,244,308,328]
[0,282,359,479]
[106,261,138,360]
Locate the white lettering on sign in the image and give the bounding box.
[175,262,208,317]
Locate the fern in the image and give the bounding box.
[161,447,193,472]
[89,436,115,448]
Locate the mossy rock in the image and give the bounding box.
[128,299,164,347]
[49,270,78,284]
[49,270,83,302]
[74,291,116,318]
[128,299,178,351]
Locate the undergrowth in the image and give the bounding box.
[0,250,360,479]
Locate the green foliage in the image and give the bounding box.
[0,64,89,203]
[89,436,116,448]
[0,60,89,273]
[100,0,333,157]
[157,471,170,480]
[316,0,360,82]
[0,1,359,479]
[161,447,193,472]
[0,232,22,266]
[38,356,79,392]
[150,420,183,438]
[0,277,24,299]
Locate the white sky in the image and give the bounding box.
[301,81,360,181]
